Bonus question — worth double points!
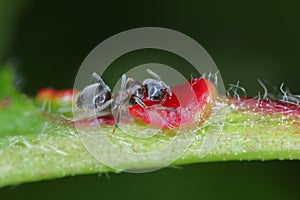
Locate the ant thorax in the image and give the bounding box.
[112,90,131,108]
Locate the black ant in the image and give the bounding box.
[73,69,174,135]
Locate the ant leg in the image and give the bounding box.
[63,99,113,122]
[152,98,177,113]
[135,97,147,108]
[94,98,115,117]
[125,77,143,89]
[135,96,176,113]
[120,74,127,91]
[110,108,121,138]
[153,104,177,113]
[148,109,174,129]
[134,95,176,113]
[61,113,92,122]
[62,110,112,122]
[136,97,176,113]
[94,98,113,110]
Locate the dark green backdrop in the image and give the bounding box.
[1,0,300,199]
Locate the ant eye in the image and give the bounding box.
[133,86,144,97]
[94,94,106,105]
[138,88,143,94]
[100,94,107,103]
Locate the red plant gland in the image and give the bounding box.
[128,78,218,130]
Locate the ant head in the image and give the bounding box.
[144,69,172,101]
[144,79,170,101]
[131,84,146,98]
[94,85,111,109]
[127,84,146,106]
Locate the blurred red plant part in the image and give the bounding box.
[37,88,79,105]
[0,98,12,109]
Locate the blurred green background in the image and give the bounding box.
[1,0,300,199]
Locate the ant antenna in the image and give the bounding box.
[146,69,162,81]
[109,110,121,138]
[92,72,106,85]
[120,74,127,90]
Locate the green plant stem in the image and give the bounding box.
[0,68,299,188]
